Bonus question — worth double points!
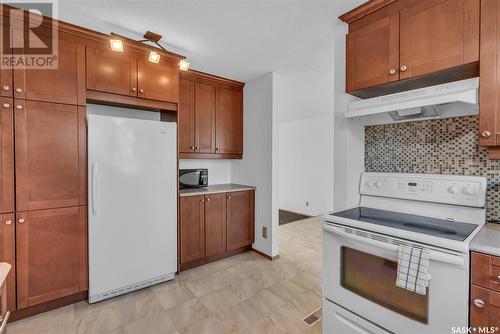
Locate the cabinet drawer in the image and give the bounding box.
[470,285,500,328]
[472,252,500,293]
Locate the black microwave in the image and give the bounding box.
[179,169,208,189]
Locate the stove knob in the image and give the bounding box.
[462,186,474,195]
[375,181,382,188]
[447,186,458,194]
[366,181,374,187]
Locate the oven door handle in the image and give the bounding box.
[324,224,465,267]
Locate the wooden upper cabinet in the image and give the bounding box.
[13,29,85,105]
[86,46,138,97]
[179,195,205,265]
[178,78,195,153]
[0,99,14,214]
[342,0,479,97]
[0,212,15,312]
[204,193,226,257]
[14,100,86,212]
[216,87,243,155]
[399,0,479,80]
[16,206,87,308]
[226,190,254,251]
[346,14,399,92]
[0,17,12,98]
[194,82,216,154]
[138,60,179,103]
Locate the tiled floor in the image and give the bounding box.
[9,217,323,334]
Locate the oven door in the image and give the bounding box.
[323,223,469,334]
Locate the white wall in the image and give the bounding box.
[231,72,278,257]
[276,62,335,216]
[179,160,231,185]
[333,20,365,211]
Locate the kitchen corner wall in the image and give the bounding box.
[364,116,500,222]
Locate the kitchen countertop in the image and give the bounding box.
[470,223,500,257]
[179,183,255,197]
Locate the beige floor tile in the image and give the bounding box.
[166,297,211,330]
[123,311,176,334]
[184,270,229,297]
[200,287,239,313]
[267,279,306,302]
[223,299,264,331]
[291,291,322,316]
[181,311,237,334]
[153,281,196,311]
[227,276,263,302]
[245,290,287,318]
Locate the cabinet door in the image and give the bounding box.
[138,60,179,103]
[86,46,138,97]
[399,0,479,80]
[15,100,86,211]
[0,98,14,214]
[179,195,205,264]
[346,14,399,92]
[226,191,254,251]
[13,29,84,105]
[194,83,216,154]
[204,193,226,257]
[216,87,243,155]
[479,0,500,147]
[0,213,15,312]
[0,18,12,98]
[16,206,87,308]
[470,285,500,328]
[178,78,195,153]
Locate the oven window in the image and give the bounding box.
[341,246,428,323]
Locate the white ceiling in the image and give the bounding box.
[58,0,361,83]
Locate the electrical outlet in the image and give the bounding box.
[306,201,310,207]
[262,226,268,239]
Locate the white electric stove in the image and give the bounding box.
[322,173,487,334]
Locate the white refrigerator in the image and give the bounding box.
[87,105,177,303]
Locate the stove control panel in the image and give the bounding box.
[361,173,487,207]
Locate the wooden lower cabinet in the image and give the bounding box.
[471,251,500,327]
[16,206,87,308]
[0,213,15,312]
[227,191,255,251]
[179,190,254,271]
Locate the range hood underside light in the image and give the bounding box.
[345,78,479,126]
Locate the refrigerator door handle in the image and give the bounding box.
[92,162,98,215]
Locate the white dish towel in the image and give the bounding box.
[396,246,430,295]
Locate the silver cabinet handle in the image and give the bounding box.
[400,65,408,72]
[481,130,492,138]
[195,146,200,150]
[200,198,205,202]
[15,105,23,110]
[139,88,144,93]
[389,68,397,75]
[18,218,25,224]
[190,146,195,150]
[15,87,23,93]
[2,85,10,91]
[2,103,10,108]
[473,298,485,308]
[227,196,231,199]
[4,220,11,225]
[496,275,500,280]
[131,87,137,92]
[206,198,210,202]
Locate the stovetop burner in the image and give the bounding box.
[330,207,478,241]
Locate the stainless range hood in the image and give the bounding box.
[345,78,479,126]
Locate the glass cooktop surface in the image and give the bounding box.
[330,207,478,241]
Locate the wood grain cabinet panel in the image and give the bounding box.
[346,14,400,92]
[204,193,226,257]
[0,98,14,214]
[13,28,84,105]
[399,0,479,80]
[179,195,205,265]
[14,101,86,211]
[0,213,16,312]
[216,87,243,155]
[178,78,195,153]
[470,285,500,328]
[0,18,12,98]
[226,190,254,251]
[138,60,179,103]
[16,206,87,308]
[194,83,216,154]
[86,46,138,97]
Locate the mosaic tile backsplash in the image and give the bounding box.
[364,116,500,222]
